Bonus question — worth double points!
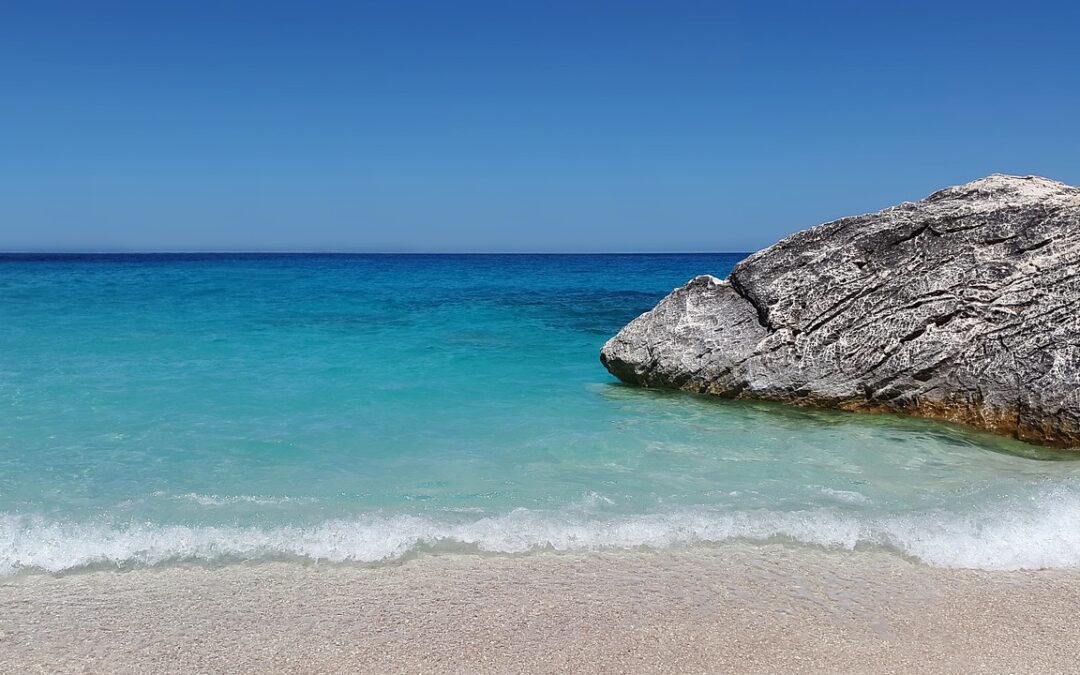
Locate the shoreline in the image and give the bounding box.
[2,545,1078,674]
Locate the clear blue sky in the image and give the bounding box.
[2,1,1078,252]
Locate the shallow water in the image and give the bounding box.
[2,253,1079,573]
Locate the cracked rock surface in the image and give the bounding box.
[601,175,1080,448]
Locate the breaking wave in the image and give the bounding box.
[5,484,1080,574]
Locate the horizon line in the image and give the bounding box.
[0,249,753,256]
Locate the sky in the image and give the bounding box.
[2,1,1078,253]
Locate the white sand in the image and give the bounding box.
[2,545,1079,674]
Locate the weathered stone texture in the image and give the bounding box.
[601,175,1080,448]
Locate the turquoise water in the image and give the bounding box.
[2,253,1080,573]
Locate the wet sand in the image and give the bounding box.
[1,545,1078,674]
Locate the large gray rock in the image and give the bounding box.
[601,175,1080,448]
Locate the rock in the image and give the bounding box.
[600,175,1080,448]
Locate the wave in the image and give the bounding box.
[167,492,319,507]
[4,486,1080,574]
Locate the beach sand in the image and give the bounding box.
[2,545,1078,674]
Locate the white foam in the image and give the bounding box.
[172,493,318,507]
[4,486,1080,574]
[817,487,871,505]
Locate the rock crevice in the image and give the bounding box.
[600,175,1080,448]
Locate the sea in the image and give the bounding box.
[2,253,1079,575]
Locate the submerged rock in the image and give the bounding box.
[601,175,1080,448]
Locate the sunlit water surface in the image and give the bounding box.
[2,253,1078,573]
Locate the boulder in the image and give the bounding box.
[601,175,1080,448]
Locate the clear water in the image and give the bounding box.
[2,253,1079,574]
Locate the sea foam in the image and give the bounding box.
[4,484,1080,574]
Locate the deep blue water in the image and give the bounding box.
[2,253,1079,573]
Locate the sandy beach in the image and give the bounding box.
[2,545,1078,674]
